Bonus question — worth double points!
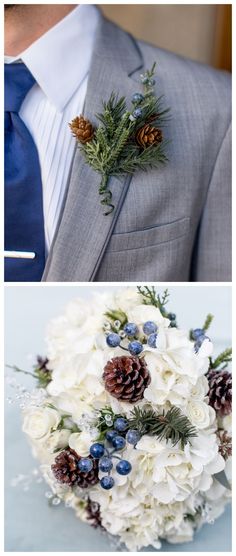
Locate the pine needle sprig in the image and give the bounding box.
[137,286,169,316]
[74,62,170,214]
[202,313,214,332]
[128,406,197,449]
[209,347,232,370]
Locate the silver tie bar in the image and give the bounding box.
[4,250,36,259]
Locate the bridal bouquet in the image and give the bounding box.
[18,287,232,551]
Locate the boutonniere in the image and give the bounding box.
[69,63,170,214]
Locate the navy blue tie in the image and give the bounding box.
[4,62,45,281]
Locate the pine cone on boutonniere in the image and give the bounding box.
[69,115,94,144]
[103,355,151,403]
[69,62,170,214]
[51,448,99,488]
[136,124,162,148]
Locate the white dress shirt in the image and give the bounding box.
[5,4,99,252]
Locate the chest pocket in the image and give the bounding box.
[107,216,190,253]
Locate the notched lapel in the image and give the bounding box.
[43,14,144,282]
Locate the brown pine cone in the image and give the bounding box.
[103,355,151,403]
[69,115,94,144]
[86,498,105,530]
[217,430,232,460]
[136,124,162,148]
[207,369,232,416]
[51,448,99,488]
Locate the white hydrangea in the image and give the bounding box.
[21,289,231,551]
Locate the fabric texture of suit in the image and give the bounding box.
[42,11,231,282]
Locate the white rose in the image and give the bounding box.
[69,431,94,457]
[186,400,212,429]
[22,407,60,439]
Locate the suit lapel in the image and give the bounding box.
[43,14,144,281]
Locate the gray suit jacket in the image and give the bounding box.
[43,12,232,282]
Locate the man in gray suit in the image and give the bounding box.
[4,4,231,282]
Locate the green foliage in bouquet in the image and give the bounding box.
[209,348,232,370]
[129,406,197,449]
[96,405,197,449]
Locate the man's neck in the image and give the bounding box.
[4,4,77,56]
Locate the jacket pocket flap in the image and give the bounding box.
[107,217,190,253]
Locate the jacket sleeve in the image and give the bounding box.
[190,123,232,281]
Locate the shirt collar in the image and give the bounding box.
[13,4,100,112]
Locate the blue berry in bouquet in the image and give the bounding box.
[114,417,129,432]
[78,458,93,473]
[112,435,126,450]
[192,328,204,340]
[126,429,141,445]
[100,476,115,490]
[116,460,132,475]
[195,334,210,352]
[90,443,105,459]
[106,333,121,348]
[128,340,143,356]
[99,457,113,473]
[106,429,118,443]
[123,322,138,336]
[147,333,158,348]
[143,321,158,335]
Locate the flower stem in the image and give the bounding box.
[99,174,114,215]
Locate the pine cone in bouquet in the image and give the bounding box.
[207,369,232,416]
[69,115,94,144]
[136,124,162,148]
[217,430,232,460]
[103,355,151,403]
[51,448,99,488]
[86,498,104,530]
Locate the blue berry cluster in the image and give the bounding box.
[78,417,141,490]
[106,320,159,355]
[130,92,145,121]
[192,328,210,352]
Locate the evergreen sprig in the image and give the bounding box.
[128,406,197,449]
[8,363,52,388]
[137,286,169,316]
[209,347,232,370]
[79,63,170,214]
[96,405,197,448]
[202,313,214,332]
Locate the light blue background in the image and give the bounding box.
[5,285,232,551]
